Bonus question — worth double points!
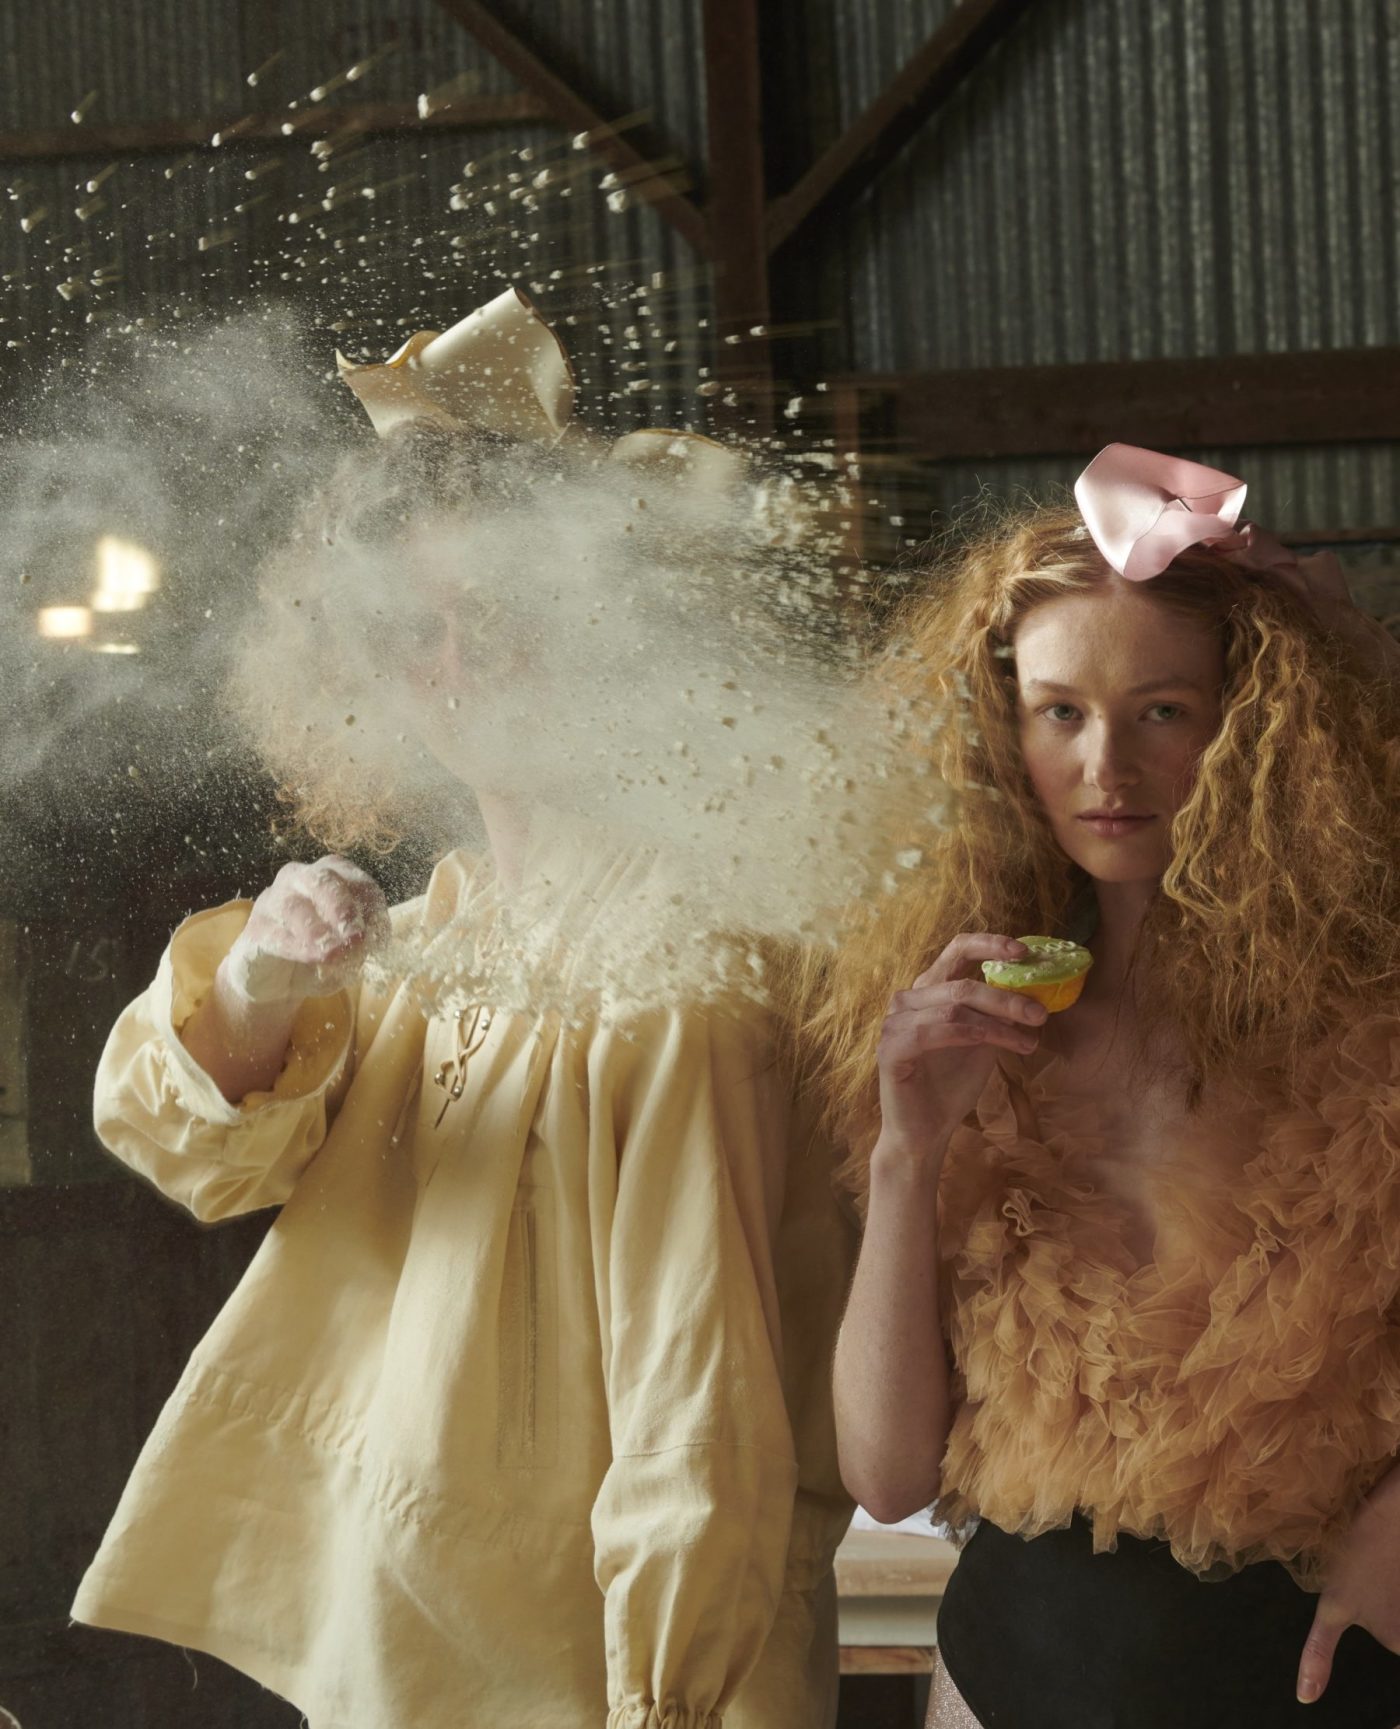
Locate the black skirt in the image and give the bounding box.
[936,1516,1400,1729]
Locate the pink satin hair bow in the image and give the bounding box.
[1074,443,1399,678]
[1073,442,1325,587]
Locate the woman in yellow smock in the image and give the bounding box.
[72,291,855,1729]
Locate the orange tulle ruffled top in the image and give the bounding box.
[933,1013,1400,1591]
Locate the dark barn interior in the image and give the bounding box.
[1,4,1397,1727]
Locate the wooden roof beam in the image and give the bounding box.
[765,0,1038,255]
[840,347,1400,459]
[430,0,710,255]
[0,95,550,162]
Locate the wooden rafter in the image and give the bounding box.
[0,95,549,163]
[845,347,1400,460]
[430,0,710,255]
[765,0,1038,254]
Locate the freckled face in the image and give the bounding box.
[1012,586,1225,884]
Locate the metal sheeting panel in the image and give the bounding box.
[0,0,249,129]
[2,0,1397,521]
[856,451,1400,635]
[873,445,1400,539]
[777,0,1399,533]
[0,0,706,177]
[1,136,708,430]
[813,0,1399,368]
[221,0,712,167]
[0,1,713,431]
[538,0,710,169]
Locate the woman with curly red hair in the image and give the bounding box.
[805,446,1400,1727]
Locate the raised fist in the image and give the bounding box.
[222,857,391,1006]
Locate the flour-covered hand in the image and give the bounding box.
[223,856,390,1005]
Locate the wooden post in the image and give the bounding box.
[702,0,773,430]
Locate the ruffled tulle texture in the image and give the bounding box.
[933,1013,1400,1591]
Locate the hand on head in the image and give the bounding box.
[1270,550,1400,680]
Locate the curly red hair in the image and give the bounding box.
[794,502,1400,1202]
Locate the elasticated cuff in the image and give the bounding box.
[153,900,353,1125]
[606,1707,722,1729]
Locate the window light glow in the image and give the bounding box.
[92,536,160,611]
[37,605,93,638]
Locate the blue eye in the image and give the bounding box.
[1045,703,1078,722]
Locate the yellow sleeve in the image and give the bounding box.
[92,899,356,1224]
[588,1004,800,1729]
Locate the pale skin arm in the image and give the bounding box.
[179,857,390,1105]
[834,1138,953,1521]
[181,976,301,1103]
[833,934,1047,1522]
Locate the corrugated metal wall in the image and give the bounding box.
[1,0,1397,529]
[770,0,1400,538]
[819,0,1398,368]
[0,0,713,431]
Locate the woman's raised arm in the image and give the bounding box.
[833,933,1045,1521]
[181,856,388,1101]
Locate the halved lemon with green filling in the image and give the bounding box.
[982,936,1093,1013]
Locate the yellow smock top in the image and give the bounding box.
[71,851,855,1729]
[933,1016,1400,1590]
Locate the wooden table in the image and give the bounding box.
[836,1527,958,1676]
